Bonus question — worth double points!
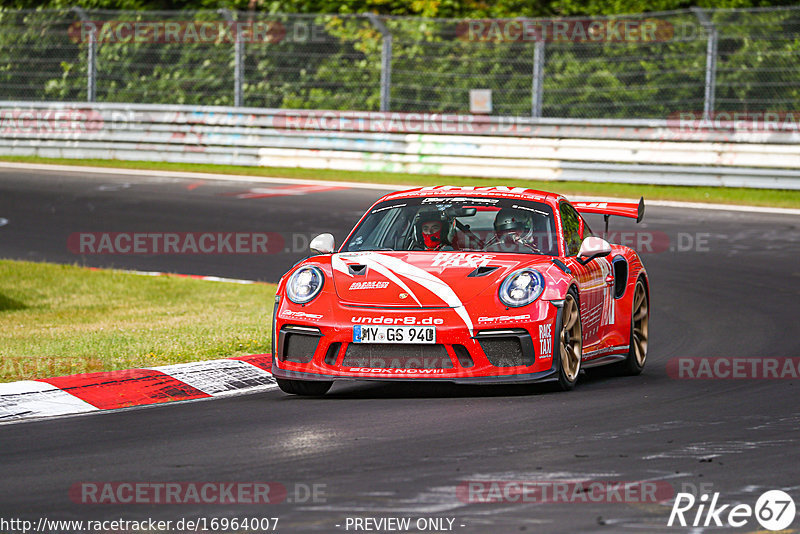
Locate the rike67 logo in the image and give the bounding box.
[668,490,796,530]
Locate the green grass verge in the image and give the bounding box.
[2,155,799,209]
[0,259,276,383]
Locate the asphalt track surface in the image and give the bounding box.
[1,167,800,533]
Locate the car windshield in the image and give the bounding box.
[342,197,558,255]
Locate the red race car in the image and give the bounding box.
[272,186,649,395]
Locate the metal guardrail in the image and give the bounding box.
[1,102,798,189]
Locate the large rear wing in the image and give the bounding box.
[572,197,645,233]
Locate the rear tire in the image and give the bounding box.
[556,290,582,391]
[276,378,333,396]
[618,278,649,375]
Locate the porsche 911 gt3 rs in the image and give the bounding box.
[272,186,649,395]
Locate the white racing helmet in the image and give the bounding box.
[494,208,533,237]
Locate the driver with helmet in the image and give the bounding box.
[484,207,541,253]
[412,208,456,251]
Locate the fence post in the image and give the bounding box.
[72,8,96,103]
[367,14,392,112]
[692,7,717,121]
[219,9,244,107]
[532,39,546,118]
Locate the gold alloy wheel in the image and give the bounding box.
[560,294,582,382]
[631,281,649,366]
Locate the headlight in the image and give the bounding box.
[286,266,324,304]
[499,268,544,307]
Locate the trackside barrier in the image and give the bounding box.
[1,102,799,189]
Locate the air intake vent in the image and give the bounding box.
[468,265,500,277]
[282,333,320,363]
[324,342,342,366]
[452,345,474,368]
[613,257,628,299]
[348,264,367,276]
[479,338,532,367]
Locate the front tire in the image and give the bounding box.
[276,378,333,396]
[556,291,582,391]
[618,278,649,375]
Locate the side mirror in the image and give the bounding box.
[577,236,612,265]
[309,233,335,255]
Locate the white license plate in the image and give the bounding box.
[353,325,436,344]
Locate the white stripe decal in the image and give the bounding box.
[368,254,474,336]
[332,252,474,335]
[609,294,615,325]
[331,254,349,276]
[333,254,423,306]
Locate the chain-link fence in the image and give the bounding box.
[1,7,799,119]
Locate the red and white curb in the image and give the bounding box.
[0,354,275,424]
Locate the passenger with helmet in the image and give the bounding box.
[412,208,456,250]
[484,207,542,253]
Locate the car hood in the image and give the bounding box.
[331,250,548,308]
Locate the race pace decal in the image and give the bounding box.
[538,324,553,358]
[431,252,495,269]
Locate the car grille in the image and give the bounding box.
[479,337,533,367]
[342,344,453,369]
[283,333,319,363]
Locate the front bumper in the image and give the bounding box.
[272,300,561,384]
